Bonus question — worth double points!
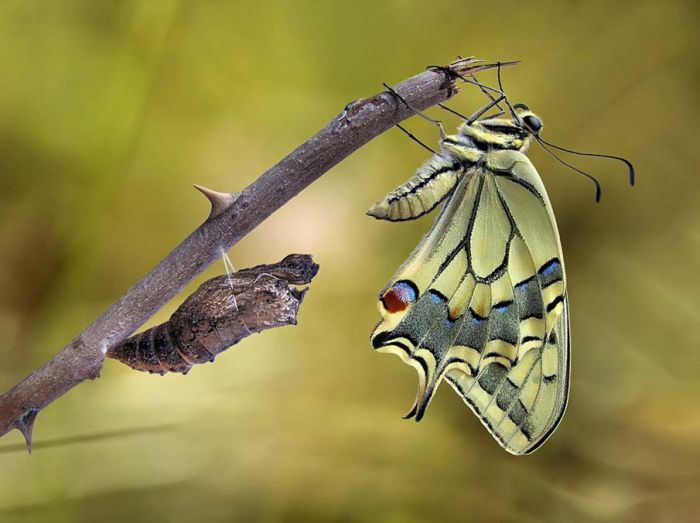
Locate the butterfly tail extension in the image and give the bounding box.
[372,285,474,424]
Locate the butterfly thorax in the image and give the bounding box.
[456,104,543,154]
[457,119,531,153]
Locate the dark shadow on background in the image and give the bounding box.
[0,423,178,455]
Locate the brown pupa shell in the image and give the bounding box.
[108,254,318,375]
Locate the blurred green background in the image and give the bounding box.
[0,1,698,522]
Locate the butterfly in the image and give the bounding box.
[369,93,589,455]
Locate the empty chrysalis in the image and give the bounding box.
[108,254,318,375]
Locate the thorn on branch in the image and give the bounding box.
[13,408,38,454]
[193,184,240,219]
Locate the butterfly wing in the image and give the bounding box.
[371,149,569,455]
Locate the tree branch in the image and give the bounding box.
[0,57,509,449]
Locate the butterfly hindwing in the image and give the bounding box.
[371,149,569,455]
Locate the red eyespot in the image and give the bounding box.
[382,289,408,312]
[381,281,417,313]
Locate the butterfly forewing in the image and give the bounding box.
[371,147,569,455]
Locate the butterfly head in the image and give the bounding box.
[513,103,543,134]
[459,103,543,153]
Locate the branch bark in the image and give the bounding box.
[0,57,508,449]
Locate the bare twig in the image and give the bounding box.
[0,57,512,449]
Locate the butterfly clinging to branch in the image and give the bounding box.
[369,65,634,455]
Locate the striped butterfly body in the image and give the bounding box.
[369,104,569,455]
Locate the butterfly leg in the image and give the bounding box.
[382,82,447,140]
[466,94,507,124]
[493,62,521,122]
[436,103,469,121]
[394,123,437,155]
[428,60,505,111]
[460,62,518,124]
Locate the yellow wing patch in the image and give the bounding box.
[370,149,569,455]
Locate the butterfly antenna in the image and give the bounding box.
[537,136,635,187]
[536,138,602,202]
[466,94,506,124]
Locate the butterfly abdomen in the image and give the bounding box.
[367,148,476,222]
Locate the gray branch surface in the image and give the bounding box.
[0,58,508,450]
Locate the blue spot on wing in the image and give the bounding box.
[492,300,513,313]
[394,281,418,302]
[537,259,564,289]
[540,259,560,277]
[469,308,487,324]
[428,290,448,304]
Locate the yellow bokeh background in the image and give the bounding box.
[0,1,698,522]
